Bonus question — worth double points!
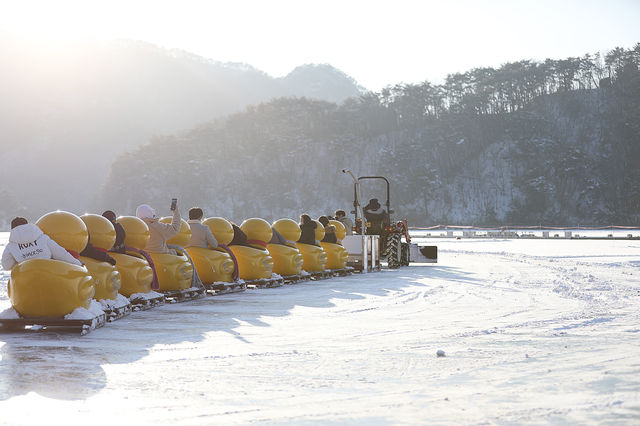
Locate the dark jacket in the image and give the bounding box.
[322,225,338,244]
[364,200,387,223]
[230,224,250,246]
[111,222,126,254]
[364,199,388,235]
[269,227,288,246]
[81,240,116,265]
[298,220,318,246]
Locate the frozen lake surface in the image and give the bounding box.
[1,236,639,424]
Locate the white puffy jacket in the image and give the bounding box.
[1,223,83,270]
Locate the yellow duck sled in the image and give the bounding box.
[186,217,247,295]
[228,218,283,288]
[0,211,107,334]
[80,214,132,320]
[296,220,330,279]
[321,220,353,276]
[270,218,307,283]
[113,216,165,309]
[152,216,205,302]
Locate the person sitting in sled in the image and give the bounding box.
[334,209,353,235]
[229,222,251,247]
[80,235,117,265]
[186,207,218,250]
[136,200,181,255]
[318,216,337,244]
[102,210,126,254]
[269,226,292,246]
[298,214,318,246]
[1,217,83,270]
[363,198,388,235]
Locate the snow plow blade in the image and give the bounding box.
[411,245,438,263]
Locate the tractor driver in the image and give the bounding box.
[363,198,388,235]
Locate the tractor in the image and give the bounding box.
[348,175,412,269]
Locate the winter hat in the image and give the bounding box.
[136,204,156,220]
[368,198,380,209]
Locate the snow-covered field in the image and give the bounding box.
[0,235,639,424]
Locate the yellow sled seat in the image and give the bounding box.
[9,259,94,318]
[112,216,154,297]
[270,218,304,276]
[228,245,273,280]
[228,218,274,281]
[296,243,328,272]
[8,211,95,317]
[321,242,348,269]
[148,252,193,291]
[267,244,304,276]
[80,214,122,301]
[186,247,234,284]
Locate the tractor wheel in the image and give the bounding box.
[384,233,401,269]
[401,242,410,266]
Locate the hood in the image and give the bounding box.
[366,206,385,214]
[9,223,44,244]
[136,204,156,220]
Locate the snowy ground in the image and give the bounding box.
[0,234,639,424]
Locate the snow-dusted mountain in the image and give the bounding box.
[0,36,364,223]
[280,64,364,103]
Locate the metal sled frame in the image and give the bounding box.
[245,275,285,289]
[102,303,133,322]
[282,274,312,284]
[204,281,248,296]
[328,267,355,277]
[0,312,108,335]
[129,293,166,311]
[162,287,207,303]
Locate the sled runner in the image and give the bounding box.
[0,312,107,335]
[204,281,247,296]
[245,274,285,289]
[129,292,166,310]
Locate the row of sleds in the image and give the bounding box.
[0,267,354,335]
[0,211,356,335]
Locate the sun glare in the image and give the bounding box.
[1,0,638,90]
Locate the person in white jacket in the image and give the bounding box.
[136,202,181,254]
[1,217,83,270]
[186,207,218,250]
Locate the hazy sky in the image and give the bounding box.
[1,0,639,90]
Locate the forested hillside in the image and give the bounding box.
[99,45,640,225]
[0,35,362,225]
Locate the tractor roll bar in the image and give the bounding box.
[357,176,391,220]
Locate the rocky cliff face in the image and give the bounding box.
[98,86,640,226]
